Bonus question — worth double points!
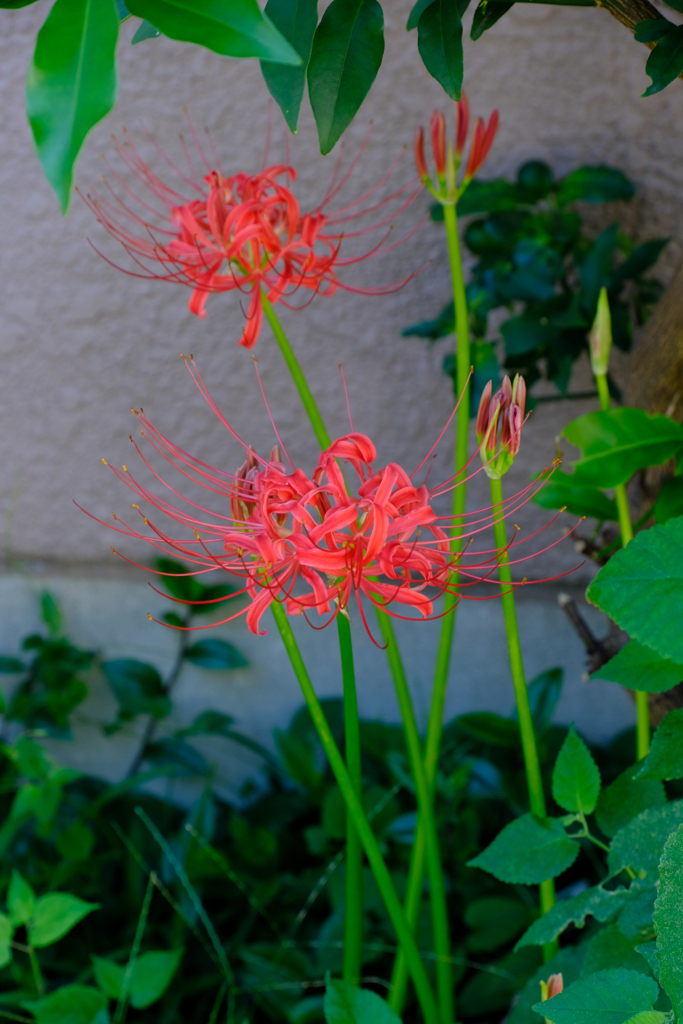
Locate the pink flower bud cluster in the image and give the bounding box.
[414,94,499,204]
[476,374,527,479]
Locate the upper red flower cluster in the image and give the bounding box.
[82,129,422,349]
[414,93,499,202]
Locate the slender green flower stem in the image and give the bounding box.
[337,613,364,986]
[271,601,440,1024]
[376,613,453,1024]
[390,201,468,1016]
[489,475,557,960]
[595,372,649,758]
[261,291,330,450]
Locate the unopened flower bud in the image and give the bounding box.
[540,972,563,1023]
[476,380,493,442]
[270,445,283,465]
[430,110,446,177]
[415,126,428,179]
[455,92,470,157]
[478,374,526,479]
[511,373,526,419]
[590,286,612,378]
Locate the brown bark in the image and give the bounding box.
[624,260,683,416]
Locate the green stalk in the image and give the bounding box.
[261,291,330,449]
[489,475,557,960]
[596,371,649,758]
[337,613,364,985]
[390,201,468,1015]
[271,601,440,1024]
[377,614,453,1024]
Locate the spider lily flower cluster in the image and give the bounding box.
[90,360,560,642]
[81,128,422,349]
[414,94,499,206]
[476,374,527,479]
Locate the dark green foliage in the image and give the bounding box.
[404,161,666,407]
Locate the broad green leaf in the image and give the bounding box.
[653,823,683,1018]
[509,947,586,1024]
[608,799,683,878]
[29,893,99,947]
[582,925,654,978]
[525,667,564,733]
[643,24,683,95]
[129,949,183,1008]
[468,814,579,884]
[653,477,683,525]
[0,656,25,673]
[26,0,119,213]
[417,0,463,100]
[40,592,62,636]
[617,887,657,943]
[131,18,160,41]
[0,914,12,969]
[261,0,318,133]
[532,473,618,521]
[635,943,660,981]
[307,0,384,155]
[22,985,108,1024]
[101,659,171,719]
[8,870,35,926]
[56,821,95,861]
[552,724,601,814]
[556,166,636,205]
[596,763,666,838]
[126,0,300,62]
[457,178,522,214]
[636,709,683,780]
[459,946,541,1016]
[92,955,124,999]
[177,710,235,737]
[456,711,520,747]
[610,237,669,289]
[185,638,248,670]
[144,738,210,775]
[623,1014,667,1024]
[470,0,514,39]
[465,897,535,952]
[592,641,683,695]
[0,0,43,6]
[154,558,204,602]
[562,409,683,488]
[532,969,658,1024]
[516,885,630,949]
[587,517,683,662]
[634,17,674,41]
[324,975,401,1024]
[580,224,619,317]
[406,0,431,28]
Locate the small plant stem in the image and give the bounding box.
[27,947,43,994]
[271,601,440,1024]
[377,614,453,1024]
[390,202,468,1015]
[596,371,649,758]
[489,475,557,959]
[261,291,330,450]
[337,613,364,986]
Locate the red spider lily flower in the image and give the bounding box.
[80,125,424,349]
[83,360,575,644]
[476,374,527,479]
[414,93,498,206]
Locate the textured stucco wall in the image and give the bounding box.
[0,0,678,775]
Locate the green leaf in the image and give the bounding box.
[40,592,62,636]
[129,949,183,1008]
[465,897,535,952]
[643,24,683,96]
[26,0,119,214]
[131,18,160,41]
[459,946,542,1016]
[406,0,431,28]
[144,738,210,775]
[307,0,384,155]
[468,813,579,884]
[0,657,25,673]
[526,667,564,733]
[623,1014,667,1024]
[101,659,171,719]
[261,0,318,133]
[552,724,601,814]
[29,893,99,947]
[153,558,206,602]
[556,166,636,205]
[185,638,248,670]
[653,823,683,1018]
[617,887,657,943]
[458,178,522,214]
[0,914,12,969]
[596,763,666,838]
[417,0,463,100]
[610,238,669,288]
[0,0,43,6]
[635,943,660,981]
[22,985,108,1024]
[56,821,95,862]
[592,641,683,695]
[324,975,401,1024]
[634,18,673,42]
[608,799,683,878]
[177,710,235,737]
[532,472,618,520]
[509,947,586,1024]
[470,0,514,39]
[653,476,683,525]
[92,955,124,999]
[562,409,683,488]
[456,711,520,747]
[636,709,683,780]
[583,925,655,978]
[8,871,35,926]
[587,517,683,662]
[516,885,630,949]
[126,0,300,61]
[532,969,658,1024]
